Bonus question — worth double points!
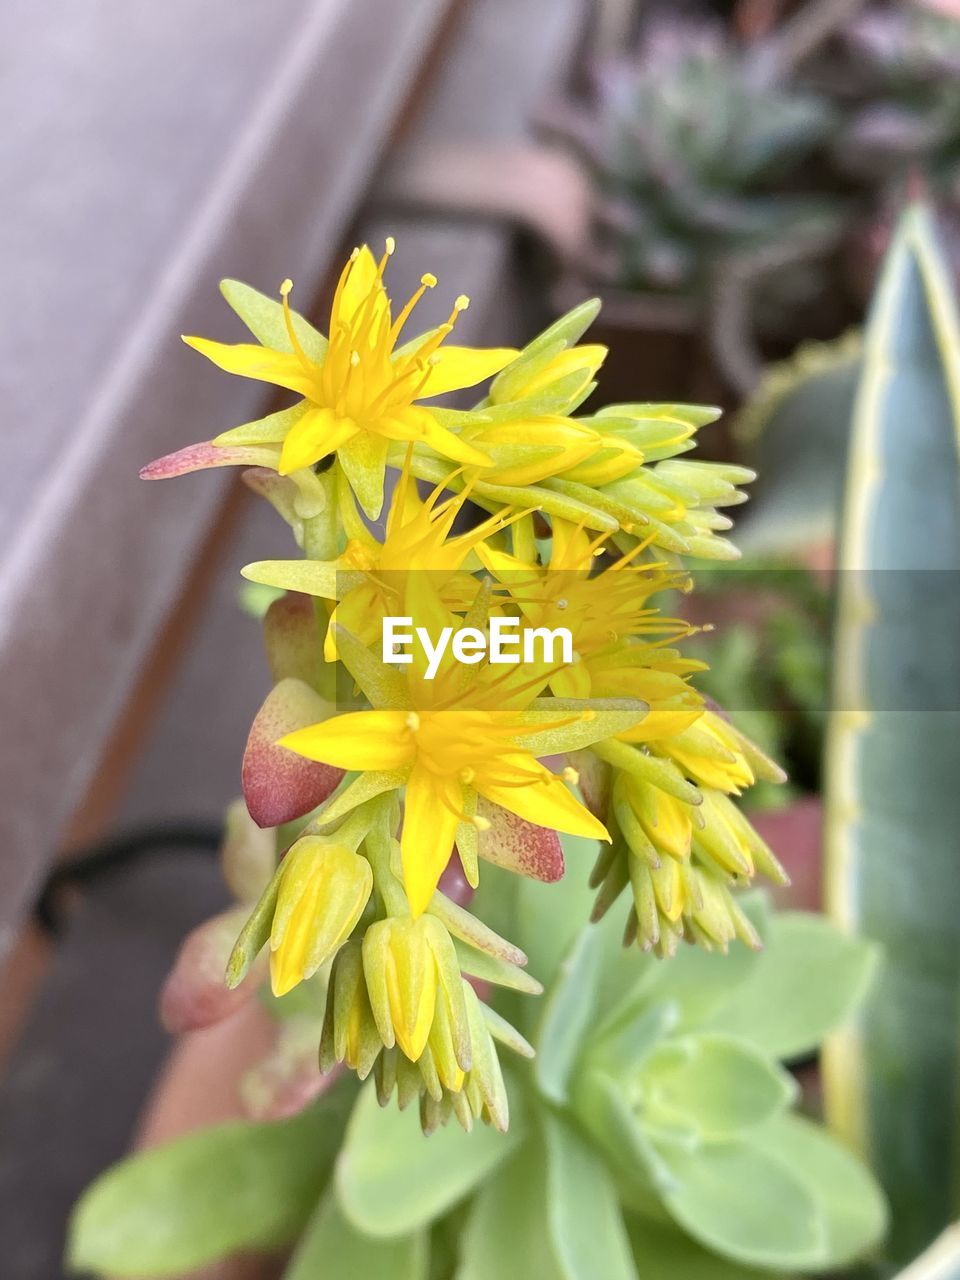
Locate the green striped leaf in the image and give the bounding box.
[823,204,960,1264]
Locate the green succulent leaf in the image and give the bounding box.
[534,924,604,1103]
[242,557,341,600]
[66,1087,354,1277]
[595,893,768,1038]
[656,1137,824,1269]
[513,698,649,756]
[456,1138,564,1280]
[284,1193,427,1280]
[626,1213,784,1280]
[700,912,878,1061]
[220,278,327,359]
[336,1080,523,1238]
[748,1114,888,1269]
[642,1033,797,1142]
[543,1111,639,1280]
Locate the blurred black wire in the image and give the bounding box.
[33,824,223,938]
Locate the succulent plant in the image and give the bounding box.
[69,840,887,1278]
[329,850,887,1277]
[831,3,960,191]
[552,21,840,301]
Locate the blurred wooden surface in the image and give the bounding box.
[0,0,455,955]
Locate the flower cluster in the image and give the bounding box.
[144,240,786,1131]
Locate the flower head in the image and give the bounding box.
[481,516,693,698]
[241,457,530,660]
[280,660,613,915]
[146,242,519,518]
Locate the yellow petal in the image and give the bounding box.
[551,663,593,699]
[415,346,518,398]
[550,516,595,569]
[401,765,462,917]
[278,407,357,475]
[385,930,437,1061]
[182,336,318,398]
[279,709,414,771]
[634,788,693,861]
[338,245,390,328]
[478,770,610,843]
[397,408,492,467]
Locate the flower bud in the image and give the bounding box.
[490,342,606,406]
[665,711,755,794]
[362,915,468,1064]
[625,778,694,862]
[270,838,372,997]
[320,940,382,1079]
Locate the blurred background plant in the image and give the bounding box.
[536,0,960,395]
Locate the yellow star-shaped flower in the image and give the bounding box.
[183,240,518,516]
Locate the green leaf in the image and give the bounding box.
[642,1033,796,1141]
[456,1138,564,1280]
[534,925,604,1103]
[569,1064,679,1210]
[625,1213,784,1280]
[220,278,327,360]
[284,1193,427,1280]
[67,1087,354,1277]
[513,698,649,756]
[543,1111,639,1280]
[595,893,769,1037]
[657,1138,824,1270]
[733,332,861,557]
[453,938,543,995]
[214,400,311,447]
[748,1114,888,1269]
[335,1081,522,1238]
[511,836,605,990]
[700,912,877,1060]
[242,557,341,600]
[822,204,960,1263]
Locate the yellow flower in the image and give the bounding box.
[241,459,530,660]
[281,698,609,917]
[184,241,518,517]
[268,837,372,996]
[280,650,609,911]
[481,517,693,700]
